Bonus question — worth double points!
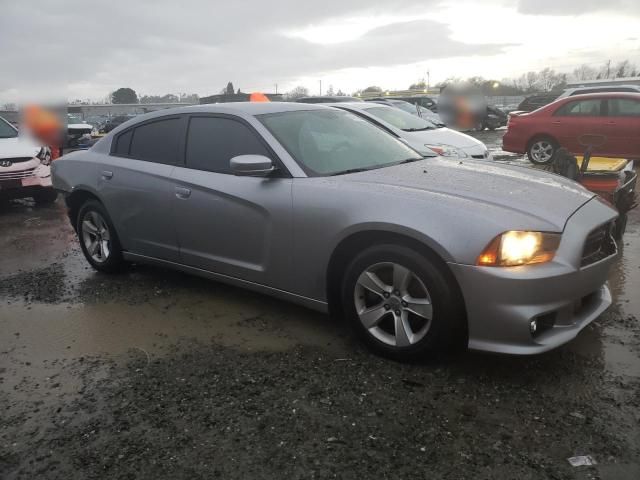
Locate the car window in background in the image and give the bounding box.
[608,98,640,116]
[0,117,18,138]
[555,99,602,117]
[259,109,422,176]
[185,116,270,174]
[113,129,133,156]
[365,107,435,131]
[129,118,181,164]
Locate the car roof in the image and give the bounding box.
[555,91,640,101]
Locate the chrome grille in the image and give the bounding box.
[1,157,33,164]
[0,168,36,180]
[581,222,616,267]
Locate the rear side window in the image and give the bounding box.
[608,99,640,117]
[113,129,133,156]
[129,118,181,164]
[185,117,270,173]
[555,99,602,117]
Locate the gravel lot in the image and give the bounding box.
[1,133,639,479]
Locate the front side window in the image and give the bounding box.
[258,109,422,176]
[364,106,435,131]
[129,118,181,164]
[185,116,271,174]
[607,99,640,117]
[555,99,602,117]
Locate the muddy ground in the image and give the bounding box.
[1,133,639,479]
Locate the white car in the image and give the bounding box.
[0,116,57,203]
[331,102,491,160]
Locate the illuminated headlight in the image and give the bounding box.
[424,144,468,158]
[477,231,561,267]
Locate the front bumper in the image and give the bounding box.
[448,197,618,354]
[0,161,53,196]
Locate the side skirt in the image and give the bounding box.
[122,252,329,313]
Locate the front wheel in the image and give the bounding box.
[76,200,126,273]
[341,244,465,361]
[527,137,557,165]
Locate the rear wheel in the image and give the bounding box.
[527,137,557,165]
[341,244,465,361]
[76,200,125,273]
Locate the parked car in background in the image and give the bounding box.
[101,115,137,133]
[332,102,490,159]
[516,92,562,112]
[52,102,619,359]
[296,96,363,103]
[367,99,445,126]
[66,115,93,148]
[0,116,57,203]
[477,106,508,131]
[371,96,438,112]
[504,92,640,164]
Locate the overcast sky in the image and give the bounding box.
[1,0,639,104]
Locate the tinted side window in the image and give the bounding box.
[608,99,640,116]
[113,129,133,156]
[129,118,181,164]
[555,99,602,117]
[185,117,270,173]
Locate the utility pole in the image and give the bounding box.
[427,70,430,92]
[319,80,322,96]
[275,84,278,94]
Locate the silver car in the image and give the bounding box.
[52,102,618,360]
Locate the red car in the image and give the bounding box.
[503,92,640,164]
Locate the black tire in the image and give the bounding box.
[33,188,58,204]
[76,200,126,273]
[527,136,557,165]
[341,244,466,361]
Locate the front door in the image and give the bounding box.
[171,115,293,289]
[553,98,607,155]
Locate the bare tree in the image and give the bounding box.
[284,86,309,100]
[572,64,598,81]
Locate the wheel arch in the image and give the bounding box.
[65,187,103,232]
[526,132,559,151]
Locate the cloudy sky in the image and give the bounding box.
[1,0,639,104]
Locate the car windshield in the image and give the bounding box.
[0,118,18,138]
[67,115,84,124]
[364,106,435,131]
[259,109,423,176]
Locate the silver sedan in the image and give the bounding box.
[52,102,618,360]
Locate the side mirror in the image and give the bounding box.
[230,154,275,177]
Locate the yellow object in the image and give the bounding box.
[575,156,628,172]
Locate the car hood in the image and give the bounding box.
[402,127,483,149]
[0,136,41,159]
[343,158,594,231]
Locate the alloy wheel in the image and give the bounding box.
[530,140,554,163]
[81,211,111,263]
[354,262,433,347]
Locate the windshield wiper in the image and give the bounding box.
[402,127,433,132]
[396,157,424,165]
[328,167,375,176]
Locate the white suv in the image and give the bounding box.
[0,116,57,204]
[558,85,640,99]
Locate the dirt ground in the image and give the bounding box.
[1,134,639,479]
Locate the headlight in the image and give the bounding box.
[477,231,561,267]
[36,146,52,165]
[424,144,468,158]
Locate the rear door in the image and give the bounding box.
[552,98,607,154]
[605,97,640,157]
[171,114,293,289]
[102,116,184,262]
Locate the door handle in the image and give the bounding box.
[101,170,113,180]
[175,186,191,199]
[551,121,561,125]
